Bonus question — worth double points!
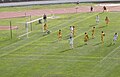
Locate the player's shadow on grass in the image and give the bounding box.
[77,44,86,47]
[60,49,71,53]
[63,35,69,40]
[51,40,59,43]
[99,26,106,28]
[89,24,97,27]
[93,42,102,46]
[43,34,47,36]
[107,43,114,47]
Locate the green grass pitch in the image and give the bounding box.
[0,5,120,77]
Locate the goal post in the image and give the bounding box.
[18,17,43,38]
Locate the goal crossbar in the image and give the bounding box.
[26,17,42,24]
[26,16,56,24]
[18,16,58,38]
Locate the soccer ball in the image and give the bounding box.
[47,30,51,34]
[103,33,105,36]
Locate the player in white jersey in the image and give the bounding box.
[70,26,73,33]
[69,36,74,49]
[113,33,118,44]
[96,15,99,24]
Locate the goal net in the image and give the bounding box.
[17,16,44,38]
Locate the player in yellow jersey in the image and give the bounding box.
[84,32,89,45]
[105,16,109,26]
[43,23,47,32]
[101,31,105,44]
[58,30,62,41]
[92,27,95,39]
[73,26,75,37]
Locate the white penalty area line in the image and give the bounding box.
[99,46,120,63]
[18,31,31,38]
[90,45,120,76]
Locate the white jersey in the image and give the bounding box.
[96,15,99,22]
[70,32,73,37]
[69,38,73,45]
[70,26,73,31]
[113,34,118,41]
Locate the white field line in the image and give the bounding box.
[90,45,120,74]
[89,45,120,77]
[99,46,120,63]
[18,31,31,38]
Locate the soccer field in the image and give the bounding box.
[0,5,120,77]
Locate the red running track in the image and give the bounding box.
[0,26,18,30]
[0,6,120,19]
